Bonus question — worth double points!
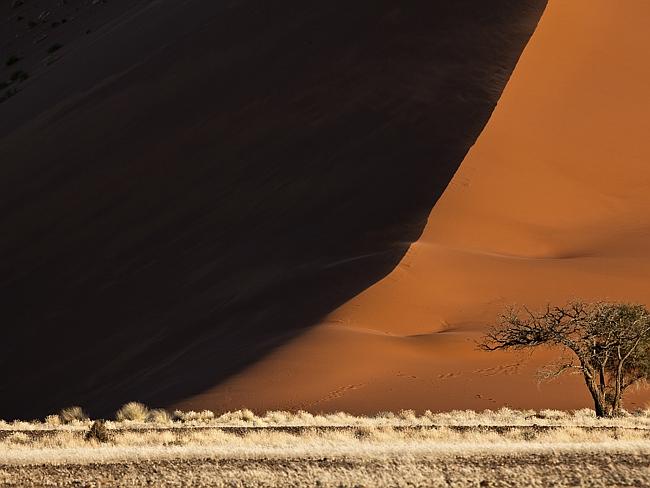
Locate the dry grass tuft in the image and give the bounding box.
[85,420,111,443]
[115,402,149,422]
[173,409,215,422]
[58,406,88,424]
[147,409,171,424]
[44,415,61,426]
[4,432,29,445]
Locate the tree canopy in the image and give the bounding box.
[481,301,650,417]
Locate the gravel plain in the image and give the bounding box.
[2,448,649,487]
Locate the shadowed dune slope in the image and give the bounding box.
[0,1,546,419]
[181,0,650,414]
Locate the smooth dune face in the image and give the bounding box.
[182,0,650,413]
[0,1,545,419]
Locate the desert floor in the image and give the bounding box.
[2,409,650,487]
[3,448,649,487]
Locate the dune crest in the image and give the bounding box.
[184,0,650,413]
[0,1,545,419]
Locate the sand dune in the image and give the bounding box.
[0,1,545,418]
[182,0,650,413]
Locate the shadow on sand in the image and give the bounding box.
[0,0,546,419]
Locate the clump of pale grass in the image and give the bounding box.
[4,408,650,433]
[305,414,329,426]
[376,411,397,421]
[296,410,317,425]
[3,432,29,445]
[324,412,359,425]
[398,409,418,422]
[237,409,257,422]
[173,409,216,423]
[38,431,82,449]
[147,409,171,424]
[272,410,316,425]
[537,409,569,420]
[44,415,61,426]
[216,409,256,424]
[265,410,290,425]
[572,408,597,421]
[116,402,149,422]
[113,430,178,447]
[85,420,111,443]
[59,406,88,424]
[634,409,650,418]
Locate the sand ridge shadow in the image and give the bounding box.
[0,0,546,419]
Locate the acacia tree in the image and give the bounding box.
[480,301,650,417]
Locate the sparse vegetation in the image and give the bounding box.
[1,408,650,486]
[3,406,650,431]
[147,408,171,424]
[115,402,150,422]
[43,415,61,426]
[4,432,29,445]
[172,409,216,422]
[85,420,111,443]
[58,406,88,424]
[481,301,650,417]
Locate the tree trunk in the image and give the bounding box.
[592,394,608,418]
[610,362,625,416]
[584,371,609,418]
[611,396,622,416]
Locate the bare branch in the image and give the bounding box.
[480,301,650,418]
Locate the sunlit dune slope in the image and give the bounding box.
[184,0,650,413]
[0,1,545,419]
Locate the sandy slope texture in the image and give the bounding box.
[0,1,546,419]
[181,0,650,413]
[0,0,151,100]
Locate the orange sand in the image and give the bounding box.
[178,0,650,413]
